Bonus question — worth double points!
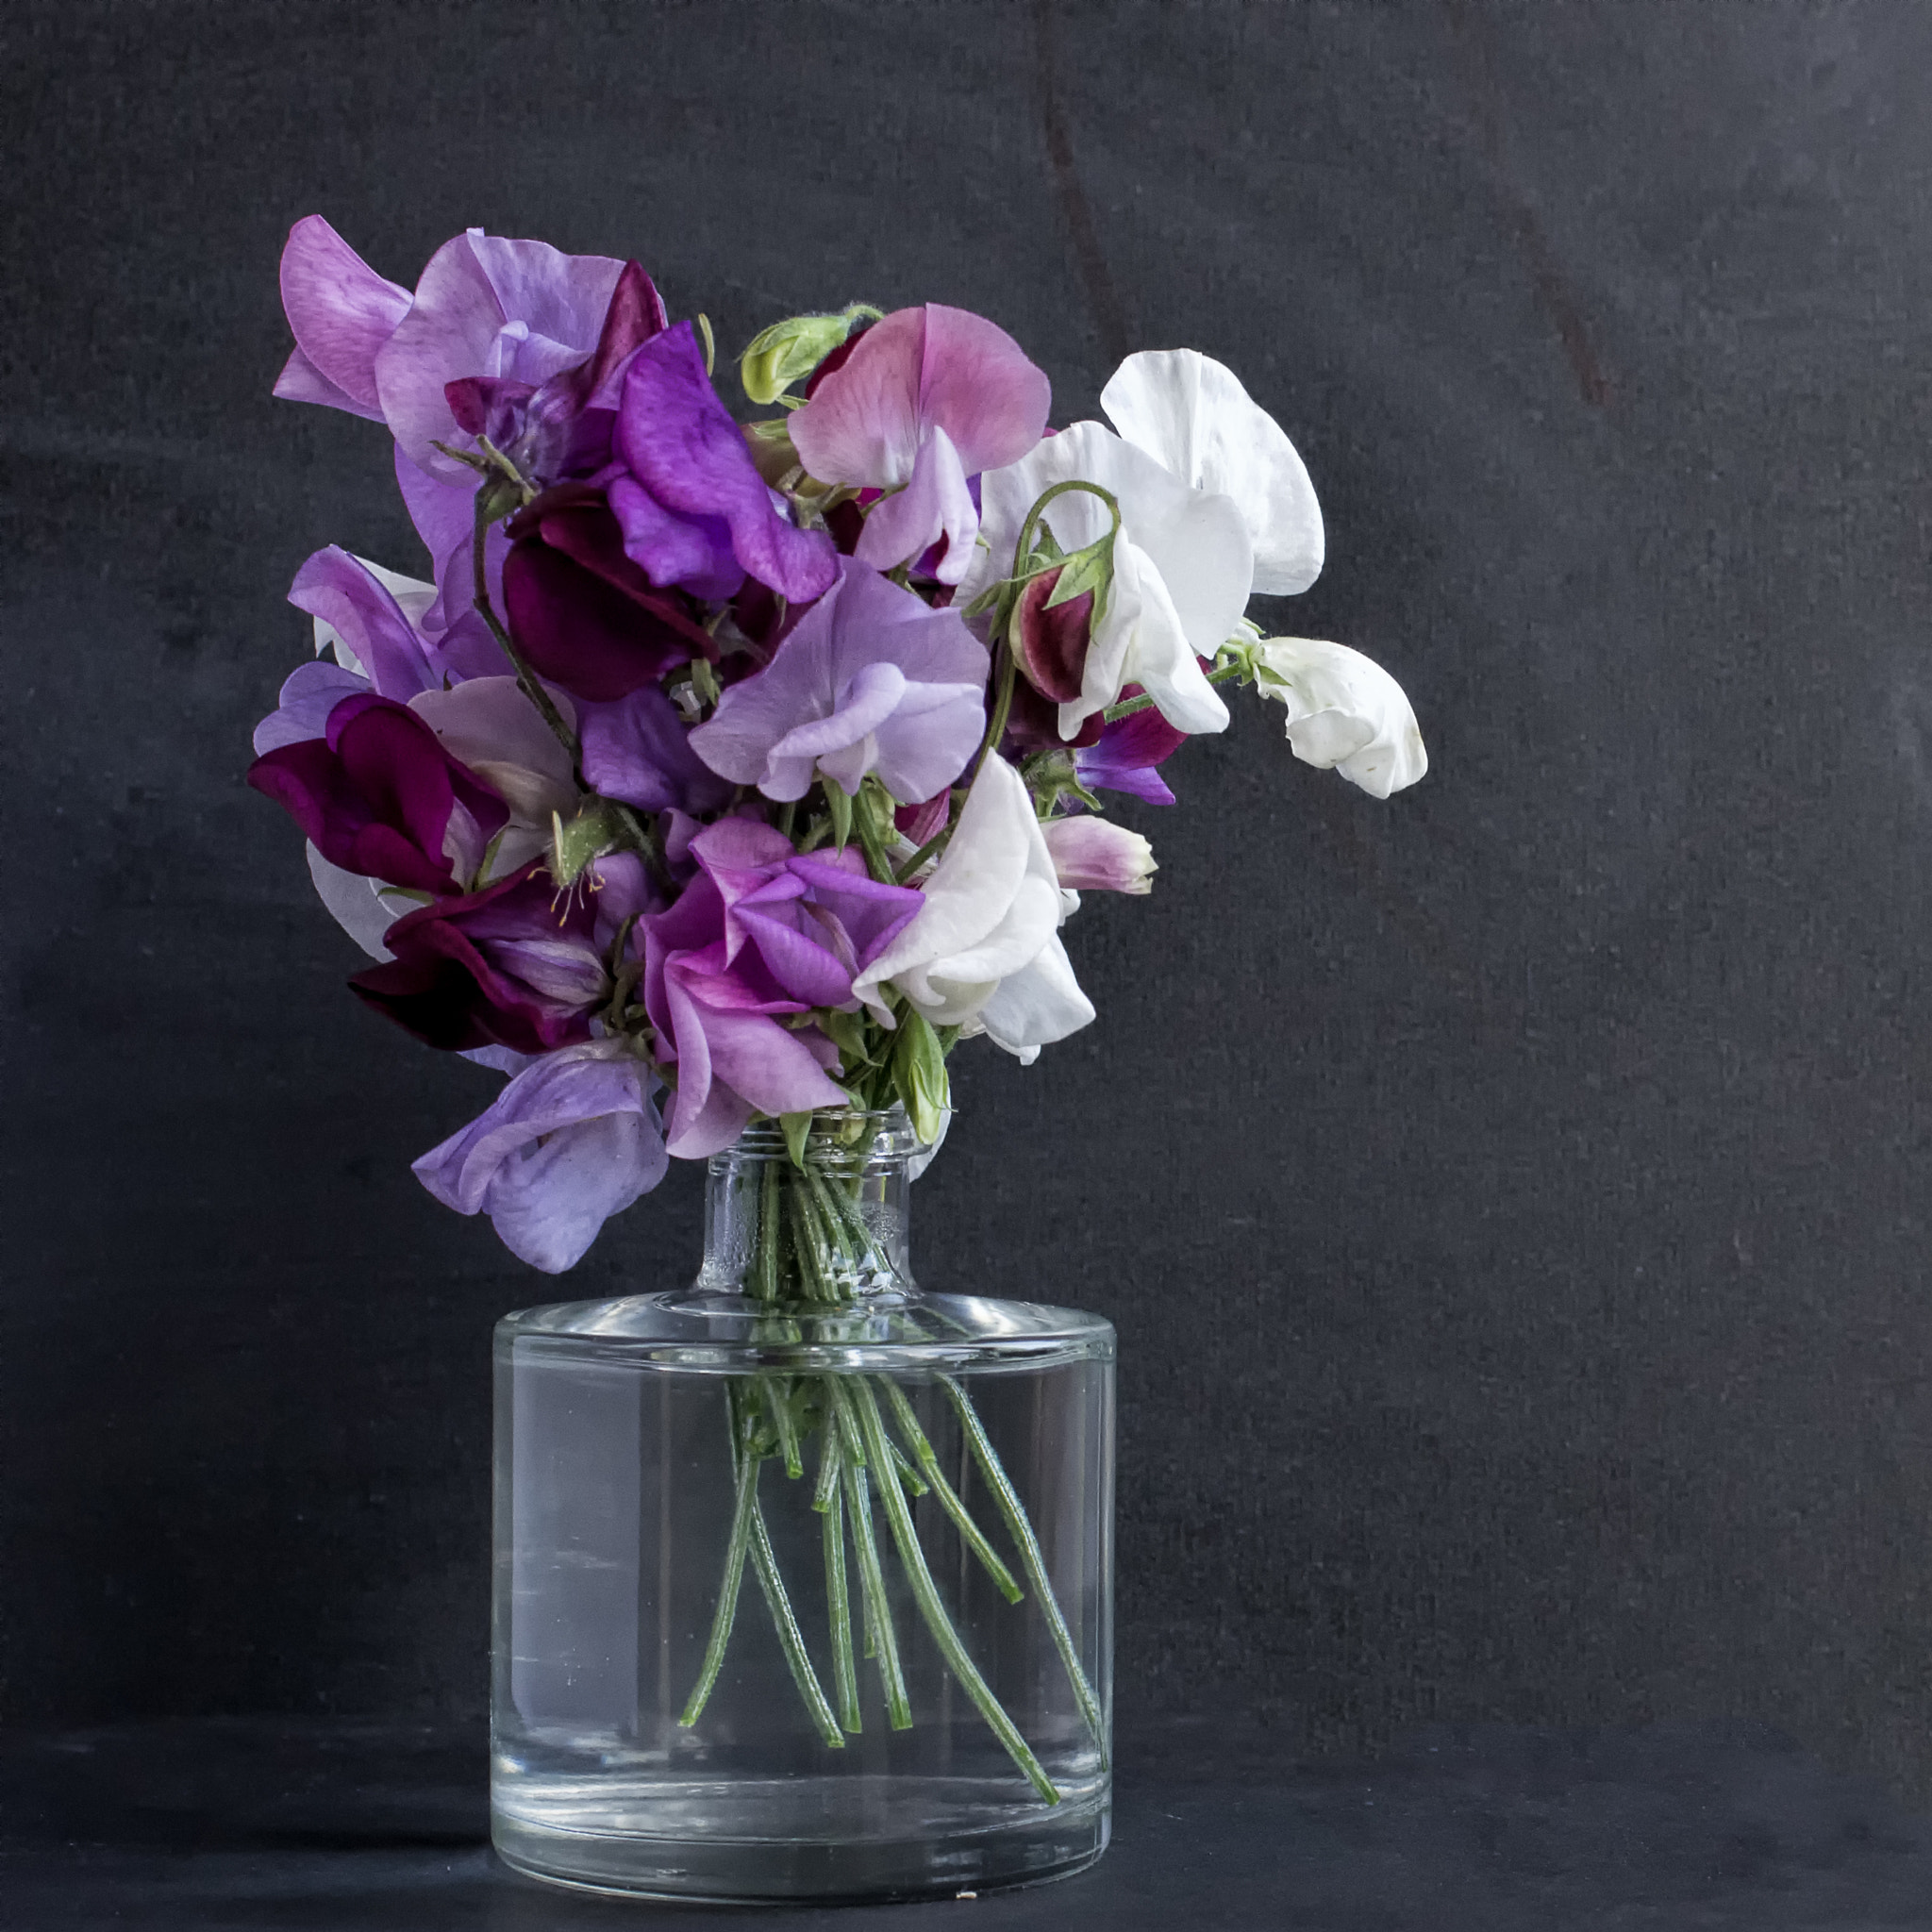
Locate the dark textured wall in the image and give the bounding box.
[8,0,1932,1789]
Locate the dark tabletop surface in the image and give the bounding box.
[5,1716,1932,1930]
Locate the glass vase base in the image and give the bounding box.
[491,1777,1110,1902]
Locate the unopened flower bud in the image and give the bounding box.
[1012,562,1092,705]
[1041,816,1156,895]
[740,305,878,406]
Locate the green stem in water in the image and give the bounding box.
[757,1161,782,1300]
[819,1449,863,1734]
[879,1379,1024,1604]
[762,1376,804,1479]
[851,1378,1060,1804]
[941,1375,1108,1762]
[678,1407,761,1727]
[746,1488,845,1749]
[832,1386,911,1726]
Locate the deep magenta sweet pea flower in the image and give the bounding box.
[613,322,838,605]
[787,305,1050,585]
[688,560,987,803]
[502,484,715,702]
[351,855,651,1056]
[247,693,508,896]
[412,1041,669,1273]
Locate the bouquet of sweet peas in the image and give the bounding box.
[251,220,1426,1274]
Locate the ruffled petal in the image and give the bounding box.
[1101,347,1324,596]
[275,216,411,416]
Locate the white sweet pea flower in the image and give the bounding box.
[1100,349,1324,596]
[964,422,1250,740]
[853,753,1094,1064]
[1251,638,1427,798]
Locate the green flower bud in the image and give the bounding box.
[740,303,880,406]
[891,1008,951,1147]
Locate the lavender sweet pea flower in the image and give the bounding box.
[375,230,630,484]
[613,323,838,605]
[248,693,508,896]
[642,869,849,1159]
[689,560,986,802]
[788,305,1050,585]
[412,1041,669,1273]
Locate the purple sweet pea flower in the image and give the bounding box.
[248,693,508,896]
[502,484,716,702]
[412,1041,669,1273]
[272,215,411,421]
[691,818,924,1016]
[642,862,856,1160]
[788,305,1050,584]
[613,323,838,605]
[688,559,987,803]
[1074,696,1190,806]
[351,854,652,1056]
[286,546,481,700]
[579,684,735,816]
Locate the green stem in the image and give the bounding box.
[821,1465,863,1734]
[762,1376,803,1479]
[941,1376,1107,1761]
[471,490,581,765]
[757,1161,782,1301]
[746,1489,845,1749]
[879,1379,1024,1604]
[851,1379,1059,1804]
[832,1388,911,1726]
[678,1408,760,1727]
[1104,659,1243,722]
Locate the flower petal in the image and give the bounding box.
[1251,637,1428,797]
[275,216,411,417]
[854,425,980,585]
[1102,347,1324,596]
[617,323,837,604]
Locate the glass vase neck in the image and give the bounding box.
[696,1108,921,1307]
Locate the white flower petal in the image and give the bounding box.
[1101,349,1324,596]
[305,842,400,959]
[1252,637,1428,798]
[854,753,1091,1052]
[976,936,1095,1063]
[969,421,1249,737]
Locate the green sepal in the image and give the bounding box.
[780,1110,814,1170]
[822,1008,877,1072]
[891,1008,950,1145]
[1044,529,1112,609]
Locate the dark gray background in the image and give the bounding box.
[6,0,1930,1797]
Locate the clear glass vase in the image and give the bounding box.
[491,1108,1115,1902]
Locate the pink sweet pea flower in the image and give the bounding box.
[788,305,1050,585]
